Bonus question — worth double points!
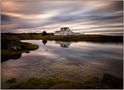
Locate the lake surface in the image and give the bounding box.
[2,40,123,88]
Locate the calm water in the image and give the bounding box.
[2,40,123,87]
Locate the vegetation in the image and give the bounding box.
[20,42,39,50]
[2,33,123,43]
[6,74,123,89]
[42,31,48,36]
[42,35,123,43]
[1,49,22,62]
[1,37,39,62]
[6,78,16,84]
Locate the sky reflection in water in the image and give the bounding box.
[2,40,123,87]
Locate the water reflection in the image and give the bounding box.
[42,40,47,45]
[2,40,123,88]
[55,41,71,48]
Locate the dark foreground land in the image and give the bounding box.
[2,33,123,43]
[4,74,123,89]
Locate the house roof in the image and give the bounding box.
[55,27,74,33]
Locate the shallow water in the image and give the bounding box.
[1,40,123,88]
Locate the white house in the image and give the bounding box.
[54,27,75,35]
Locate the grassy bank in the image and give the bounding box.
[1,49,22,62]
[2,33,123,43]
[1,38,39,62]
[5,74,123,89]
[42,35,123,42]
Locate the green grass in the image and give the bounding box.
[42,35,123,42]
[6,78,16,84]
[8,77,84,89]
[2,33,123,43]
[20,42,39,50]
[1,38,39,62]
[1,49,22,62]
[6,74,123,89]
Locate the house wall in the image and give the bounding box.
[54,29,75,35]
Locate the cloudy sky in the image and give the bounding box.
[1,0,123,35]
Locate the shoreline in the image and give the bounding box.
[2,33,123,43]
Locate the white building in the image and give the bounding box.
[54,27,75,35]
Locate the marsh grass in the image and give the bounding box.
[7,74,123,89]
[1,38,39,62]
[20,42,39,50]
[1,49,22,62]
[2,33,123,43]
[8,77,83,89]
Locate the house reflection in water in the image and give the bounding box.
[42,40,47,45]
[55,41,71,48]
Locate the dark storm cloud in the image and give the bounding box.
[1,14,11,22]
[1,14,19,24]
[1,14,44,32]
[113,1,123,10]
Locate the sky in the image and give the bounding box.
[1,0,123,35]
